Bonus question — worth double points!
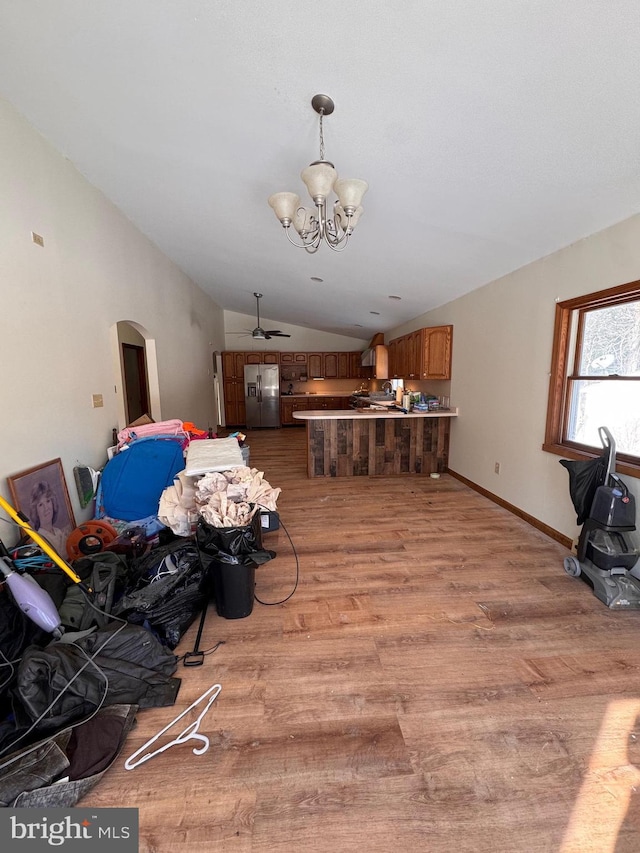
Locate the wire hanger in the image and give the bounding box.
[124,684,222,771]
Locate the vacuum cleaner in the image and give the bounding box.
[561,426,640,608]
[0,493,92,635]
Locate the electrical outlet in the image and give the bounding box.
[31,231,44,247]
[494,462,501,474]
[92,394,104,408]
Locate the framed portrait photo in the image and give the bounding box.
[7,458,76,557]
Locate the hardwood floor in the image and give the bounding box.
[84,427,640,852]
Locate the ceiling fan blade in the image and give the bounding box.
[265,331,291,337]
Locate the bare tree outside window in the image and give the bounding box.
[544,281,640,478]
[568,301,640,457]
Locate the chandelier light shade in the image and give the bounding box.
[268,94,368,253]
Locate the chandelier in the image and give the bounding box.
[268,94,368,253]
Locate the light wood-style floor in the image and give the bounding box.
[84,427,640,852]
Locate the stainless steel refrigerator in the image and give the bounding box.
[244,364,280,428]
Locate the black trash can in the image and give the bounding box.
[196,513,262,619]
[208,553,257,619]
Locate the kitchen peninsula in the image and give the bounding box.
[293,407,458,478]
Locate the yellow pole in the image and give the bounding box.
[0,494,84,586]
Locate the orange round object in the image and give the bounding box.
[66,520,118,561]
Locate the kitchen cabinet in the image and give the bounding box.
[307,353,323,378]
[223,349,279,369]
[387,325,452,380]
[221,351,253,425]
[280,352,308,365]
[349,351,372,380]
[225,349,369,382]
[396,335,407,379]
[222,351,246,379]
[223,376,246,426]
[244,352,279,364]
[337,352,350,378]
[405,329,423,379]
[313,396,344,410]
[281,395,348,424]
[387,340,397,378]
[281,397,309,425]
[422,325,452,379]
[323,352,338,378]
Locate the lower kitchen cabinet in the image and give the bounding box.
[281,398,309,425]
[281,396,348,425]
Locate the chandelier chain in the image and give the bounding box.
[319,111,325,161]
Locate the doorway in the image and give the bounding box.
[122,343,150,423]
[111,320,160,429]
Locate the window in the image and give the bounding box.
[543,279,640,478]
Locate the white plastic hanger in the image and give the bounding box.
[124,684,222,771]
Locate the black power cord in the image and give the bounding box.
[253,509,299,606]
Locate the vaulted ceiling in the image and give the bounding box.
[2,2,639,340]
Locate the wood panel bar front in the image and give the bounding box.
[294,410,456,477]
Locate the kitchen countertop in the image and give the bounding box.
[294,407,459,420]
[282,392,353,396]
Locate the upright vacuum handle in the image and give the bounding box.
[598,426,616,484]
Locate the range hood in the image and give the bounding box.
[361,347,376,367]
[360,334,388,378]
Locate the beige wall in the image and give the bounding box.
[0,96,225,535]
[387,215,640,541]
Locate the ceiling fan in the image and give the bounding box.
[245,292,291,340]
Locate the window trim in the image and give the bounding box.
[543,278,640,479]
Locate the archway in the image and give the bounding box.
[110,321,161,428]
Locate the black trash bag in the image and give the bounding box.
[560,454,608,525]
[196,511,263,556]
[112,541,208,649]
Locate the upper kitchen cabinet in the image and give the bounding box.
[322,352,338,378]
[244,352,280,364]
[422,325,452,379]
[307,353,323,378]
[349,351,372,380]
[337,352,350,378]
[390,335,407,379]
[280,353,308,365]
[222,351,247,379]
[388,325,452,380]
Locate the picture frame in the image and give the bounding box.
[7,458,76,556]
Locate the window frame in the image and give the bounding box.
[543,278,640,479]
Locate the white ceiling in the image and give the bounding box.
[2,2,639,340]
